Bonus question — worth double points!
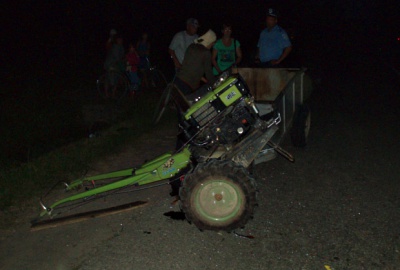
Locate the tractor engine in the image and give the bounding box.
[179,73,260,151]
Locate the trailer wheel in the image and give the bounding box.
[180,160,257,231]
[291,105,311,147]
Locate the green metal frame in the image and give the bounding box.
[183,77,240,120]
[40,147,192,217]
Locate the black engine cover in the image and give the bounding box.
[213,105,256,144]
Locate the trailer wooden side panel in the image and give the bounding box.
[236,68,296,102]
[235,67,313,146]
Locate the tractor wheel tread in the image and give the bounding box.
[180,160,257,231]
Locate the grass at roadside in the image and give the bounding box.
[0,90,175,218]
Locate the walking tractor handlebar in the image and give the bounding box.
[39,147,192,218]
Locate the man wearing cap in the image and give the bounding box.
[255,8,292,67]
[169,18,199,70]
[174,29,217,96]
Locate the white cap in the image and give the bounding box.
[194,29,216,47]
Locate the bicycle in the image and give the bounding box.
[139,57,168,90]
[97,69,140,100]
[152,74,176,124]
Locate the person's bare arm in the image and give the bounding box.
[235,46,242,66]
[272,45,292,65]
[168,48,182,69]
[212,49,221,74]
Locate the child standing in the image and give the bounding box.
[126,44,141,93]
[136,32,150,69]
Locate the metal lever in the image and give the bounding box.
[267,140,295,162]
[267,113,281,128]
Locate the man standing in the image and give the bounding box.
[255,9,292,67]
[169,18,199,70]
[175,29,217,95]
[171,29,217,153]
[104,35,125,72]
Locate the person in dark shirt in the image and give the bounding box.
[104,35,125,72]
[106,29,117,51]
[174,29,217,95]
[172,30,217,156]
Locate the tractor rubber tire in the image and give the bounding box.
[180,160,257,231]
[290,104,311,147]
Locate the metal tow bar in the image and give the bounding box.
[267,140,295,162]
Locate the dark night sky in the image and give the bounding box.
[2,0,400,82]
